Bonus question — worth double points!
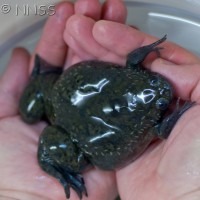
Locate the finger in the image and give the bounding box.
[0,48,30,118]
[79,169,117,200]
[65,14,110,59]
[30,2,74,72]
[75,0,102,21]
[93,20,200,65]
[150,58,200,102]
[65,0,102,65]
[101,0,127,23]
[116,141,164,200]
[64,28,96,62]
[155,105,200,193]
[116,106,200,199]
[30,166,117,200]
[65,15,122,62]
[64,32,93,68]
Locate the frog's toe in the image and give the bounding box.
[61,168,88,199]
[39,160,87,199]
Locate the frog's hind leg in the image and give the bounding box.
[126,35,167,68]
[38,125,89,199]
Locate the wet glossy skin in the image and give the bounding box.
[51,60,172,170]
[19,36,194,199]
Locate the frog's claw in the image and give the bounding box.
[126,35,167,68]
[55,165,88,199]
[31,54,63,77]
[156,101,196,139]
[38,159,87,199]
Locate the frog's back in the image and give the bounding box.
[52,60,159,169]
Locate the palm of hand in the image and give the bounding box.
[1,1,200,200]
[0,48,69,200]
[1,103,199,200]
[0,1,122,199]
[117,107,200,200]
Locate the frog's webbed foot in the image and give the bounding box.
[126,35,167,68]
[155,100,196,139]
[62,170,87,199]
[38,125,89,199]
[54,165,87,199]
[38,161,87,199]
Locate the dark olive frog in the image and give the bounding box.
[19,36,193,199]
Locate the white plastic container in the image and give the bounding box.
[126,0,200,55]
[0,0,200,74]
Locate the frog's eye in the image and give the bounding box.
[156,98,169,110]
[150,76,160,87]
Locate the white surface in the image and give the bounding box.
[126,1,200,55]
[0,0,61,45]
[131,0,200,14]
[0,0,62,73]
[0,0,200,74]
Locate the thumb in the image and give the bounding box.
[150,58,200,102]
[0,48,30,118]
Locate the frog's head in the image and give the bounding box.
[151,74,173,110]
[135,73,173,117]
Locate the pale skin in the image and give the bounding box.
[1,0,200,200]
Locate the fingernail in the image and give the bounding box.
[55,3,73,23]
[55,6,67,22]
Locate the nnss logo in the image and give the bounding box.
[15,4,56,16]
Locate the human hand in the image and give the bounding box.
[1,0,200,200]
[78,9,200,200]
[63,2,200,200]
[0,0,127,200]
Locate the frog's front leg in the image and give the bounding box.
[151,101,195,139]
[126,35,167,68]
[38,125,90,199]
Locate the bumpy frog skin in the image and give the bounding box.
[19,36,194,199]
